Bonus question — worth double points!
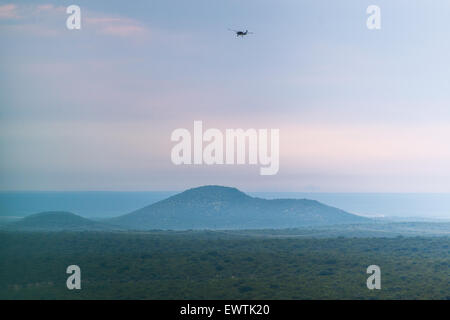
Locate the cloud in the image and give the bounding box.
[0,3,148,38]
[36,4,55,12]
[85,17,148,37]
[0,3,66,36]
[2,23,61,37]
[0,3,65,19]
[0,4,18,19]
[33,4,66,15]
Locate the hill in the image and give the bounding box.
[7,211,116,231]
[109,185,370,230]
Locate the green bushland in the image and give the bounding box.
[0,231,448,300]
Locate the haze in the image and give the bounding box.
[1,1,450,193]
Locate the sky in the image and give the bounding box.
[1,0,450,192]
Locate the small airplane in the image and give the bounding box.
[228,29,254,37]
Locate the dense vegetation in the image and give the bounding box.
[1,231,448,300]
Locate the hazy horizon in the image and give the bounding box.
[2,189,450,220]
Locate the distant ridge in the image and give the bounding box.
[7,211,116,231]
[109,185,370,230]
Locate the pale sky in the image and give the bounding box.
[1,0,450,192]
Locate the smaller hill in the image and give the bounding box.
[8,211,115,231]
